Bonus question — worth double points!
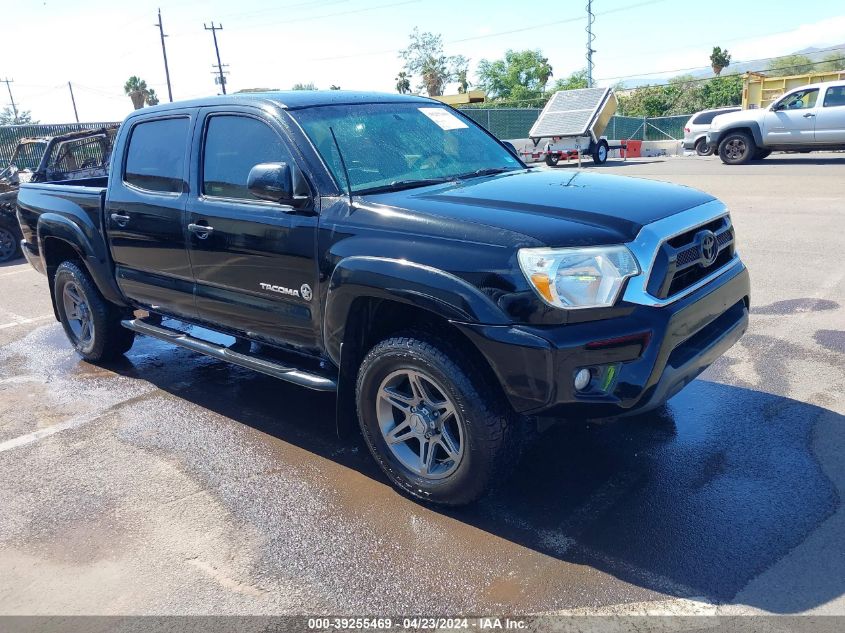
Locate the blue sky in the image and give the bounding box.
[2,0,844,122]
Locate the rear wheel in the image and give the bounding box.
[694,138,714,157]
[0,219,22,263]
[54,261,135,362]
[545,153,560,166]
[592,140,609,164]
[356,334,519,506]
[718,131,756,165]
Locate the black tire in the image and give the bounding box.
[694,138,714,157]
[753,148,772,160]
[718,131,756,165]
[545,153,560,166]
[0,218,22,263]
[592,140,609,165]
[356,333,519,506]
[54,260,135,362]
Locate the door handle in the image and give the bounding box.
[110,212,130,227]
[803,113,816,118]
[188,223,214,239]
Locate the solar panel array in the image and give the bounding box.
[529,87,611,139]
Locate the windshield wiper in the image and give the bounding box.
[454,167,514,180]
[355,177,455,195]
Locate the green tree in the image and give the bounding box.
[551,69,589,92]
[477,49,553,102]
[124,76,155,110]
[700,74,743,109]
[395,71,411,94]
[818,52,845,72]
[399,28,465,96]
[292,82,317,90]
[710,46,731,75]
[767,54,814,77]
[0,106,37,125]
[145,88,160,106]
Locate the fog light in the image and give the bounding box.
[574,368,592,391]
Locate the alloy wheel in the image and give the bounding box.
[376,369,465,480]
[62,281,95,351]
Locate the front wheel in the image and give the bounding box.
[754,148,772,160]
[695,138,714,157]
[592,140,609,164]
[54,261,135,362]
[356,334,518,506]
[545,153,560,166]
[718,131,756,165]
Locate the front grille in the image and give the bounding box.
[646,216,735,300]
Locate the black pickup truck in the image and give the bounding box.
[16,91,750,505]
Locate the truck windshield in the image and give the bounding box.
[293,103,521,194]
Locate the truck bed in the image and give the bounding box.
[16,178,109,270]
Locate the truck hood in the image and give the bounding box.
[711,109,757,131]
[359,169,715,247]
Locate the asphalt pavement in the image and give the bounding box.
[0,152,843,616]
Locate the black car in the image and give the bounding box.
[16,92,749,504]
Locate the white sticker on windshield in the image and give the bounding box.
[418,107,468,130]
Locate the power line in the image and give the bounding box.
[597,44,845,82]
[310,0,667,62]
[155,8,174,102]
[204,22,228,95]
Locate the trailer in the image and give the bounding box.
[521,87,621,166]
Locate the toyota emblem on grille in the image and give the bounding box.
[698,230,718,267]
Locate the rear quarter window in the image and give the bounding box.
[124,117,189,193]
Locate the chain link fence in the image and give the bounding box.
[1,122,119,167]
[458,109,690,142]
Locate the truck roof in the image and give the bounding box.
[130,91,435,116]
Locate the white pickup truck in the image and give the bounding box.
[708,79,845,164]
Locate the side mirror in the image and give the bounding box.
[247,162,295,204]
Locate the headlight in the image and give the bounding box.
[518,245,640,309]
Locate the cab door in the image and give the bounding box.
[762,87,819,145]
[106,113,198,320]
[814,85,845,144]
[185,107,321,352]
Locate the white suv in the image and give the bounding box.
[708,80,845,164]
[683,106,740,156]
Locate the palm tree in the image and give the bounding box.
[395,72,411,95]
[146,89,160,106]
[124,76,152,110]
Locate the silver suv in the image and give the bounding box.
[683,107,741,156]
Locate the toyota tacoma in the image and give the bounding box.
[16,92,750,505]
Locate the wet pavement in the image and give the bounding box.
[0,153,843,615]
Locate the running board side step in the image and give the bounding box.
[121,319,337,392]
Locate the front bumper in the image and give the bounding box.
[706,130,724,148]
[455,263,750,416]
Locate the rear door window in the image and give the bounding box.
[823,86,845,107]
[124,117,189,193]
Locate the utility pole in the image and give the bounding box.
[155,8,174,102]
[68,82,79,123]
[204,22,227,95]
[586,0,595,88]
[2,78,18,123]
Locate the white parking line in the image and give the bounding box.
[0,268,34,279]
[0,314,54,330]
[0,410,104,453]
